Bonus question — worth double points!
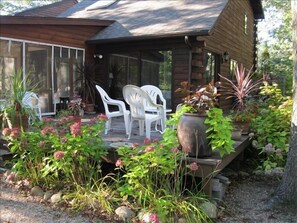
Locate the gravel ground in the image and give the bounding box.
[0,182,98,223]
[1,171,296,223]
[217,175,297,223]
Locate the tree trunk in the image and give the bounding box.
[269,0,297,207]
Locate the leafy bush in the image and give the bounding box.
[205,108,234,157]
[2,115,108,188]
[115,111,211,222]
[251,82,292,171]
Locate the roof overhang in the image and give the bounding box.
[87,30,210,44]
[250,0,264,20]
[0,16,113,26]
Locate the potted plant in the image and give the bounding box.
[175,80,222,157]
[2,68,38,130]
[75,62,100,113]
[219,64,262,134]
[67,95,85,122]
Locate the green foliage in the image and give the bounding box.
[205,108,234,157]
[175,81,220,113]
[63,176,119,215]
[116,111,211,222]
[2,115,108,187]
[2,68,40,128]
[258,0,293,93]
[251,82,292,171]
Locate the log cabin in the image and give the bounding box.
[0,0,264,115]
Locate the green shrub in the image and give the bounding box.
[115,111,211,222]
[2,115,108,188]
[251,82,292,171]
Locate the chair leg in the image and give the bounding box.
[105,119,111,134]
[128,119,133,140]
[124,114,130,135]
[145,120,151,139]
[139,120,144,136]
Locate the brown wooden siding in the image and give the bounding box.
[191,0,257,109]
[0,24,105,48]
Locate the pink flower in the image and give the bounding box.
[2,128,11,137]
[41,126,57,135]
[144,138,151,144]
[10,128,21,139]
[149,213,160,223]
[89,117,97,124]
[54,151,65,160]
[98,114,108,120]
[70,122,82,137]
[115,159,124,167]
[144,146,155,153]
[43,117,54,123]
[152,138,160,143]
[132,143,139,148]
[189,162,199,171]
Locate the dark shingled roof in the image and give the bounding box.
[15,0,78,17]
[59,0,229,42]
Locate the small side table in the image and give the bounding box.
[59,97,70,110]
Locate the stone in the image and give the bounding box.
[50,192,62,203]
[201,201,217,219]
[43,191,53,201]
[239,171,250,177]
[115,206,135,221]
[178,218,187,223]
[31,186,44,197]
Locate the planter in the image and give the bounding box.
[177,112,211,158]
[84,103,95,113]
[231,129,242,141]
[233,121,250,135]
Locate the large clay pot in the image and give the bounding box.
[177,113,212,158]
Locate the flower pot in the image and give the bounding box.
[84,103,95,112]
[177,113,211,158]
[231,129,242,141]
[233,121,250,135]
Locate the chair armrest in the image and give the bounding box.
[106,99,127,112]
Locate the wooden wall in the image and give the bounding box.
[192,0,258,109]
[0,24,105,49]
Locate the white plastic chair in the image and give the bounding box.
[123,85,165,139]
[22,91,42,121]
[141,85,171,128]
[96,85,130,135]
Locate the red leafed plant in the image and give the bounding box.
[219,64,262,111]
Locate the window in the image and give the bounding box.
[244,13,248,34]
[230,59,238,81]
[204,52,219,83]
[0,37,84,115]
[109,50,172,108]
[0,39,22,98]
